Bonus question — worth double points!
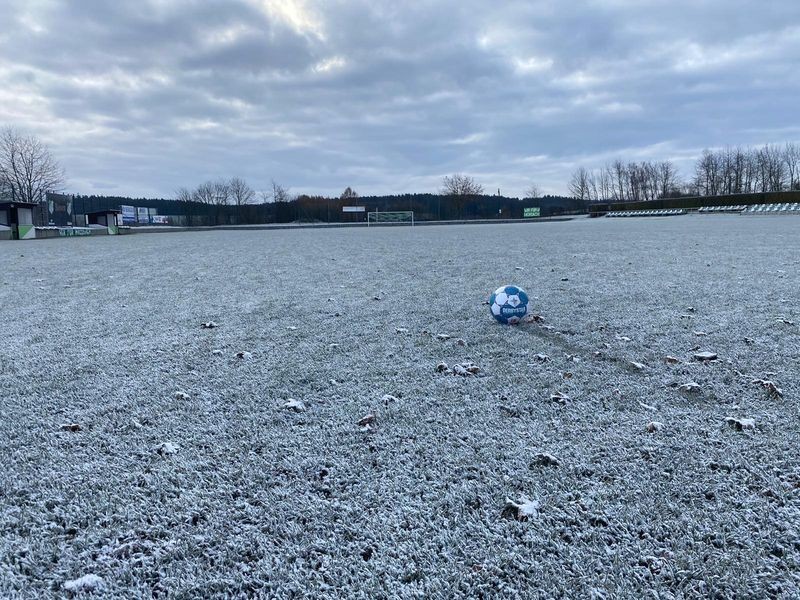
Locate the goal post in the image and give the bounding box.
[366,210,415,227]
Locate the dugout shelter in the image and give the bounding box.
[86,209,122,235]
[0,201,38,240]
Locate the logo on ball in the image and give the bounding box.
[489,285,529,325]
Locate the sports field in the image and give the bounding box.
[1,215,798,598]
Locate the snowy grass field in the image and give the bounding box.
[1,215,799,598]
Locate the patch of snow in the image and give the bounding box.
[63,574,103,592]
[155,442,180,455]
[283,399,306,412]
[502,496,539,521]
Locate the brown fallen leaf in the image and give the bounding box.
[753,379,783,399]
[357,413,376,427]
[532,453,560,467]
[678,382,702,394]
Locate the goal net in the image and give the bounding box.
[366,211,415,226]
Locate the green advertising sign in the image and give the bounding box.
[523,207,540,218]
[59,228,92,237]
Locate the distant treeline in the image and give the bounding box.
[570,142,800,203]
[73,192,584,226]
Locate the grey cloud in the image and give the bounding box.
[1,0,799,197]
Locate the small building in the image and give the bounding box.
[0,201,39,240]
[86,209,122,235]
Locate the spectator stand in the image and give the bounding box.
[605,209,686,218]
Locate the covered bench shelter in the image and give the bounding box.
[0,201,38,240]
[86,209,121,235]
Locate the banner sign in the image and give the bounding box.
[58,228,92,237]
[342,206,365,213]
[150,215,169,224]
[137,207,150,224]
[121,205,136,225]
[523,207,541,218]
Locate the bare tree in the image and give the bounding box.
[192,181,215,204]
[340,186,358,200]
[174,187,195,225]
[0,175,11,200]
[695,149,721,196]
[0,127,65,203]
[265,179,291,203]
[597,166,612,201]
[441,173,483,197]
[655,161,679,198]
[175,187,192,203]
[211,180,231,208]
[784,143,800,190]
[568,167,591,201]
[229,177,255,206]
[441,174,483,218]
[525,183,541,199]
[190,179,230,224]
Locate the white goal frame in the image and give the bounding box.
[366,210,415,227]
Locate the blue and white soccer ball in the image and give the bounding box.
[489,285,529,325]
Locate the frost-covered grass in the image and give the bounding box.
[1,215,799,598]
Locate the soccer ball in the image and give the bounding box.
[489,285,529,325]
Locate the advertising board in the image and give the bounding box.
[121,205,136,225]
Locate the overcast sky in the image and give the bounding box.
[1,1,799,198]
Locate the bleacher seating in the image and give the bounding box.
[697,205,746,213]
[741,203,800,214]
[606,209,686,218]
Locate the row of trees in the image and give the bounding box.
[569,143,800,202]
[175,173,536,224]
[175,179,359,207]
[568,161,681,203]
[693,144,799,196]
